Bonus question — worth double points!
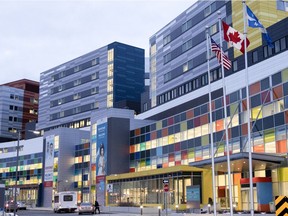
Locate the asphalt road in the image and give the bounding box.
[10,210,108,216]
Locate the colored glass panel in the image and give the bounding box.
[135,128,141,136]
[251,106,262,121]
[168,153,174,162]
[261,90,271,104]
[175,161,181,166]
[230,103,238,115]
[156,121,162,130]
[254,144,265,153]
[162,128,168,136]
[264,129,275,143]
[276,140,287,153]
[180,122,187,131]
[200,114,209,125]
[181,150,188,160]
[216,119,224,132]
[140,143,146,151]
[273,85,283,100]
[188,149,194,159]
[282,68,288,82]
[250,81,261,95]
[194,117,200,127]
[168,117,174,126]
[168,135,174,144]
[151,131,157,140]
[175,142,181,151]
[201,135,209,146]
[186,110,194,119]
[242,100,247,111]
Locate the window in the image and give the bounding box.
[183,63,189,72]
[233,60,238,72]
[74,66,80,72]
[92,58,99,66]
[204,2,216,17]
[91,72,99,80]
[108,49,114,62]
[280,37,286,50]
[91,87,99,95]
[252,51,258,63]
[143,103,148,111]
[210,23,218,35]
[163,35,171,45]
[63,195,73,202]
[164,53,171,63]
[108,64,113,77]
[275,40,280,53]
[74,79,81,86]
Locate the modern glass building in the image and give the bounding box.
[37,42,144,131]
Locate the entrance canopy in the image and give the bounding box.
[189,152,285,172]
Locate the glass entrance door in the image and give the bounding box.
[241,188,257,211]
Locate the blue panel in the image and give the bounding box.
[256,182,273,204]
[156,147,162,156]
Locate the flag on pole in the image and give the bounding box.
[246,5,274,48]
[210,38,231,70]
[222,21,250,54]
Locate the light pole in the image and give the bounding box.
[13,130,20,216]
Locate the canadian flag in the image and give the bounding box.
[222,21,250,54]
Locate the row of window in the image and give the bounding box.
[0,153,42,163]
[8,116,21,122]
[163,23,218,65]
[51,58,99,82]
[10,94,22,100]
[50,71,99,95]
[50,87,99,108]
[50,102,99,121]
[9,105,22,111]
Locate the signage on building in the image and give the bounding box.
[44,135,55,187]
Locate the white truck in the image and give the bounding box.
[53,191,78,213]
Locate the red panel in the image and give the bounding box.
[200,114,208,125]
[261,90,271,104]
[175,161,181,166]
[175,143,180,151]
[168,117,174,126]
[181,150,188,160]
[258,204,270,212]
[194,117,200,127]
[151,131,157,140]
[129,168,135,173]
[162,128,168,136]
[168,153,174,162]
[44,181,53,187]
[240,177,272,184]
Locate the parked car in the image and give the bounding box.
[4,201,18,212]
[17,201,27,210]
[78,202,95,215]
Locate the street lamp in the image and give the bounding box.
[13,129,39,216]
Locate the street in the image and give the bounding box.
[10,210,108,216]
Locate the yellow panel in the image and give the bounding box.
[156,121,162,130]
[202,169,213,205]
[278,167,288,182]
[231,0,288,58]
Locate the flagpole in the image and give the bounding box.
[206,26,217,216]
[217,10,233,216]
[242,1,254,215]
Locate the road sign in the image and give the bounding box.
[163,179,169,184]
[164,184,169,192]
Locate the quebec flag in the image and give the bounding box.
[246,5,274,48]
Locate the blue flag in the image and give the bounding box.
[246,5,274,48]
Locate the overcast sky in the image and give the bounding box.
[0,0,196,84]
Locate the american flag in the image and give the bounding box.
[211,38,231,70]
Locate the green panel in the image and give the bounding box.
[218,143,225,153]
[140,142,146,151]
[282,68,288,82]
[188,149,195,159]
[201,135,209,146]
[140,160,146,167]
[180,122,187,131]
[264,129,275,143]
[230,103,238,115]
[156,121,162,130]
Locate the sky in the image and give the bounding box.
[0,0,196,84]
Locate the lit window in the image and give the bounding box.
[108,49,114,62]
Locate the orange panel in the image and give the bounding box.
[135,128,141,136]
[84,143,89,149]
[233,173,241,185]
[130,145,135,153]
[163,163,169,168]
[216,119,224,132]
[181,150,188,160]
[200,114,209,125]
[151,131,157,140]
[276,140,287,153]
[253,144,265,153]
[249,81,261,96]
[168,153,174,162]
[195,156,202,161]
[273,85,283,100]
[162,128,168,136]
[186,110,194,119]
